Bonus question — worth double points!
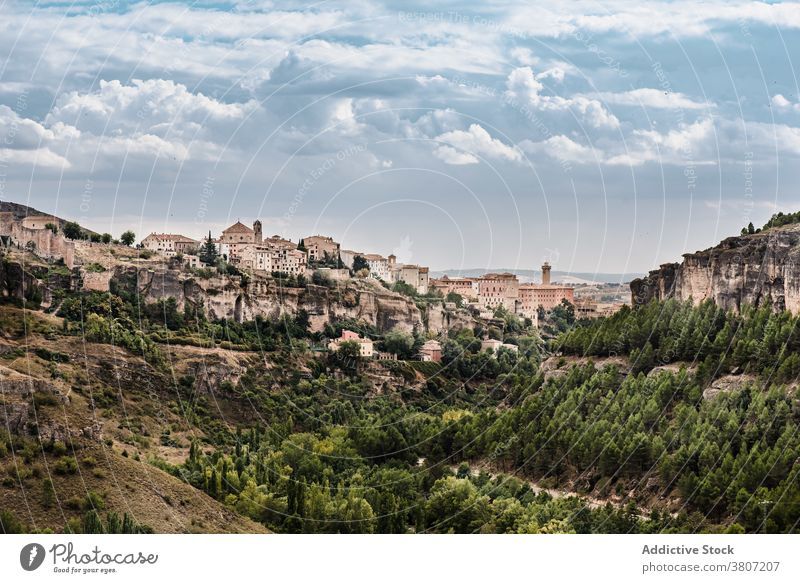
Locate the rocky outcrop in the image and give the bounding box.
[702,374,756,400]
[630,225,800,313]
[118,265,452,334]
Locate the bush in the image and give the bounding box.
[54,456,78,475]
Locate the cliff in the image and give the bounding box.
[2,243,475,335]
[630,224,800,313]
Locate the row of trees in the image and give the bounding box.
[57,220,135,245]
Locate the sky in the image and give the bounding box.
[1,1,799,276]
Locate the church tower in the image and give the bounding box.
[253,220,262,244]
[541,261,551,285]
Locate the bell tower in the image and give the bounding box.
[253,220,262,244]
[541,261,551,285]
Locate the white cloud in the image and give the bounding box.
[519,135,600,164]
[772,94,800,113]
[46,79,258,141]
[605,118,716,166]
[433,145,479,165]
[505,67,620,129]
[593,88,710,110]
[434,124,522,165]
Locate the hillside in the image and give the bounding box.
[0,306,267,533]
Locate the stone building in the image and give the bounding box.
[301,235,340,263]
[419,339,442,362]
[518,263,575,313]
[477,273,519,311]
[430,275,479,300]
[363,254,390,280]
[388,255,429,294]
[240,239,306,275]
[141,233,200,256]
[219,220,262,262]
[0,212,75,268]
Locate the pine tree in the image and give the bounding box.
[200,231,218,265]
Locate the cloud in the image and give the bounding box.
[519,135,600,164]
[593,88,710,110]
[46,79,258,141]
[605,118,716,166]
[505,67,620,129]
[433,124,522,165]
[772,94,800,113]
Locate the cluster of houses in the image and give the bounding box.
[141,220,576,321]
[429,262,574,323]
[141,219,432,294]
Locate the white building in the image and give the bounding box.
[141,233,200,256]
[363,254,390,280]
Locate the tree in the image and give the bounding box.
[44,222,58,234]
[382,330,414,359]
[101,233,112,244]
[445,291,464,308]
[199,231,218,265]
[352,255,369,273]
[330,340,361,371]
[120,230,136,246]
[747,222,755,234]
[62,221,83,240]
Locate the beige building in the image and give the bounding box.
[21,215,60,231]
[301,235,340,263]
[240,241,307,275]
[339,249,360,270]
[388,255,429,294]
[518,285,575,312]
[0,212,75,268]
[481,338,519,356]
[430,276,479,300]
[477,273,519,311]
[328,330,374,358]
[219,220,262,262]
[518,262,575,313]
[574,298,624,319]
[141,233,200,256]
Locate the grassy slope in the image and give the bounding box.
[0,305,267,533]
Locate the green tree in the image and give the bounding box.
[352,255,369,273]
[199,231,219,265]
[120,230,136,246]
[62,221,83,240]
[382,330,414,358]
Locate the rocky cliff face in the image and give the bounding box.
[119,265,458,334]
[630,225,800,313]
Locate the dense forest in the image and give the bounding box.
[3,272,800,533]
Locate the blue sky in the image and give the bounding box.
[1,1,800,275]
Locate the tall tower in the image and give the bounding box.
[253,220,262,244]
[541,262,551,285]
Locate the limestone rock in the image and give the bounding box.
[630,225,800,314]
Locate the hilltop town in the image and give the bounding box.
[1,203,623,359]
